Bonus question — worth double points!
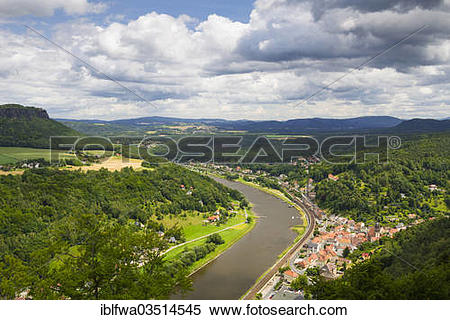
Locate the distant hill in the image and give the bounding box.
[391,119,450,133]
[109,115,403,132]
[238,116,403,133]
[57,116,255,135]
[112,116,228,126]
[59,115,404,135]
[0,104,79,148]
[58,114,450,136]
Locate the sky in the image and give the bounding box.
[0,0,449,120]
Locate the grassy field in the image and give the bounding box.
[0,147,76,165]
[188,223,254,273]
[160,207,247,241]
[164,218,256,273]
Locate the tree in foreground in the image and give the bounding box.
[23,213,190,300]
[290,275,308,291]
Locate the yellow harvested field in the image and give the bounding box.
[0,157,143,175]
[69,157,143,172]
[0,169,25,176]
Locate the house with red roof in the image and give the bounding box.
[207,215,220,222]
[307,253,318,266]
[328,173,339,181]
[295,259,308,269]
[283,270,299,283]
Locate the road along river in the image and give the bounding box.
[174,177,302,300]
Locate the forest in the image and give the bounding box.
[0,164,244,299]
[311,133,450,224]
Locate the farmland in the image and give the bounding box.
[0,147,76,165]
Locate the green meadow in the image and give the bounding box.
[0,147,76,165]
[164,220,255,273]
[160,207,247,242]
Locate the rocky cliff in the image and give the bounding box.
[0,104,50,119]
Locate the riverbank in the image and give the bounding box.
[241,190,315,300]
[164,208,257,275]
[174,175,301,299]
[235,178,308,257]
[188,217,256,275]
[235,178,306,225]
[197,170,308,268]
[233,181,309,299]
[186,168,310,300]
[203,169,306,224]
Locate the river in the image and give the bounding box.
[175,177,301,300]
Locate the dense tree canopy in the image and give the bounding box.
[312,134,450,223]
[0,118,79,148]
[0,165,244,299]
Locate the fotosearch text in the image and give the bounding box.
[50,135,401,165]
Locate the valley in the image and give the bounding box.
[0,104,448,301]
